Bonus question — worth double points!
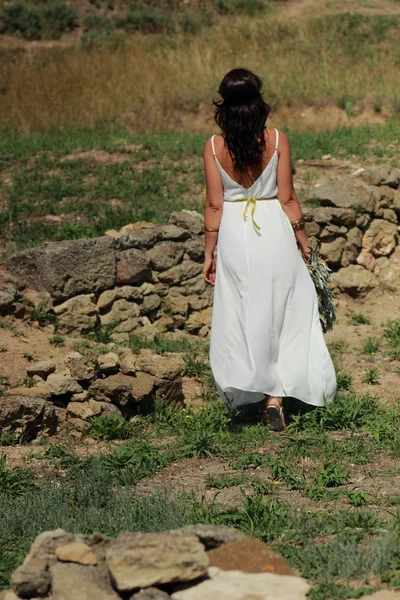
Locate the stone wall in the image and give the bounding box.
[2,526,311,600]
[0,348,203,441]
[1,162,400,338]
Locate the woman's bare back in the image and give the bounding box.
[211,127,278,190]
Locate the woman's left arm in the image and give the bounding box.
[203,137,224,285]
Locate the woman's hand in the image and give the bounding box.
[203,256,216,285]
[300,242,311,262]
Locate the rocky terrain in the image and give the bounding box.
[1,161,400,341]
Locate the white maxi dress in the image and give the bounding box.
[209,130,337,408]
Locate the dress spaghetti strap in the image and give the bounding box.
[211,135,217,157]
[274,128,279,151]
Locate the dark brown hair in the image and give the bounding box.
[213,68,271,172]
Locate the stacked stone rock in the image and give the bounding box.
[303,164,400,296]
[1,164,400,337]
[2,526,311,600]
[0,350,202,440]
[2,210,212,341]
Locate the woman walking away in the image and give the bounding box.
[203,68,336,431]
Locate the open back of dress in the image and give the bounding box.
[209,130,337,408]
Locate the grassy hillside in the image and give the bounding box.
[1,7,400,132]
[1,121,400,255]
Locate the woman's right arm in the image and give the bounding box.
[276,132,310,261]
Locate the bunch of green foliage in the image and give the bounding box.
[0,1,77,40]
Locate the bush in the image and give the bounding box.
[122,10,174,34]
[88,415,136,440]
[42,1,78,39]
[1,1,42,40]
[215,0,267,16]
[83,14,113,31]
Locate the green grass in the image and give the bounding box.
[384,318,400,360]
[1,120,400,253]
[205,473,249,489]
[346,312,371,326]
[2,390,400,596]
[362,337,380,356]
[362,368,380,385]
[125,333,206,356]
[88,414,139,441]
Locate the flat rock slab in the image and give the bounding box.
[55,542,98,565]
[51,562,119,600]
[106,533,208,591]
[207,538,298,576]
[169,525,248,550]
[171,567,310,600]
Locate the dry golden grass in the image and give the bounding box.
[1,12,400,132]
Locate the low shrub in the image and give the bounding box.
[83,14,113,31]
[1,1,42,40]
[42,1,77,39]
[122,10,174,34]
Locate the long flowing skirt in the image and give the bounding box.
[209,200,337,408]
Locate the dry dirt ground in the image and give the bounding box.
[0,290,399,399]
[1,289,399,513]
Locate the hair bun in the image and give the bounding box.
[219,69,262,105]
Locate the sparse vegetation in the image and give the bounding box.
[363,368,380,385]
[0,0,77,40]
[49,333,65,346]
[362,337,380,355]
[346,312,371,326]
[88,414,138,440]
[1,386,400,596]
[1,10,400,131]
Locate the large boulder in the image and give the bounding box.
[140,294,162,316]
[5,237,116,301]
[67,355,99,381]
[116,249,152,285]
[106,533,208,591]
[169,210,203,235]
[51,563,119,600]
[360,164,399,187]
[26,361,56,380]
[157,224,191,242]
[164,289,189,315]
[0,270,19,313]
[184,237,204,262]
[53,294,99,334]
[97,286,143,310]
[186,308,212,333]
[171,567,310,600]
[158,262,203,286]
[46,374,83,396]
[100,298,140,326]
[362,219,398,257]
[313,179,377,212]
[0,395,58,439]
[11,564,51,598]
[135,349,184,380]
[341,227,363,268]
[332,265,378,297]
[111,223,160,249]
[88,372,155,407]
[148,242,185,271]
[309,207,356,227]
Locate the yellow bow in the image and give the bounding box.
[231,196,278,231]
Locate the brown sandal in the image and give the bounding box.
[265,396,286,432]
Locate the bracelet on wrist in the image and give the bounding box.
[291,219,305,231]
[205,227,219,232]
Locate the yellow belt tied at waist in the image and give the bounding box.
[228,196,278,232]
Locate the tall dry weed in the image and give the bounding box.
[1,14,399,131]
